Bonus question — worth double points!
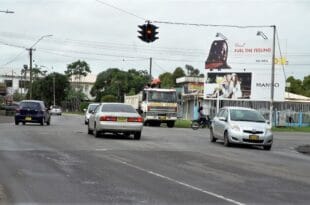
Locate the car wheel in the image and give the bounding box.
[223,131,231,147]
[22,122,25,125]
[15,121,19,125]
[134,131,141,140]
[263,144,272,151]
[88,123,93,134]
[210,128,217,142]
[93,123,100,138]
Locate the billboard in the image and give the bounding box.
[204,38,285,101]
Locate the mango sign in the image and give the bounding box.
[274,57,288,65]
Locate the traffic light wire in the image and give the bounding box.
[95,0,145,21]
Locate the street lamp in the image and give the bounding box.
[0,10,14,14]
[257,27,276,126]
[27,34,53,99]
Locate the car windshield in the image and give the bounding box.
[230,109,266,122]
[101,104,137,113]
[20,102,41,110]
[88,104,99,113]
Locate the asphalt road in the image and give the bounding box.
[0,114,310,205]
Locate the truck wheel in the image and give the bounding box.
[167,121,175,128]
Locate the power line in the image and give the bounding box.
[0,50,27,67]
[95,0,145,21]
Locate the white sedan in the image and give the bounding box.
[210,106,273,150]
[88,103,143,140]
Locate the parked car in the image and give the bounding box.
[84,103,99,124]
[50,105,62,115]
[87,103,143,140]
[210,106,273,150]
[15,100,51,126]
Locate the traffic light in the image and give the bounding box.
[138,23,159,43]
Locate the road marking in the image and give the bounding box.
[95,148,108,151]
[105,154,245,205]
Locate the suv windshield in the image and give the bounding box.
[230,109,266,122]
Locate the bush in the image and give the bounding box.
[80,102,89,111]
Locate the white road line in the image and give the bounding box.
[95,148,108,151]
[105,154,246,205]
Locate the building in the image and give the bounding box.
[69,74,97,100]
[176,76,310,126]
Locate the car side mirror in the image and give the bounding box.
[219,117,227,121]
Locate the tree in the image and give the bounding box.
[286,76,303,95]
[159,72,174,88]
[31,73,70,106]
[65,60,91,89]
[101,95,117,102]
[91,68,150,102]
[302,75,310,97]
[172,67,186,86]
[185,64,201,77]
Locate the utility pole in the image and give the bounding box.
[269,25,276,126]
[149,57,152,79]
[53,68,56,106]
[25,34,53,99]
[26,48,34,99]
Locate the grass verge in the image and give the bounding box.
[175,119,191,128]
[272,126,310,132]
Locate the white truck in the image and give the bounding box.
[125,88,178,127]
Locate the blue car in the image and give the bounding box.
[15,100,51,126]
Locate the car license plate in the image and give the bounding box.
[159,116,166,120]
[25,117,32,121]
[249,135,259,140]
[117,117,127,122]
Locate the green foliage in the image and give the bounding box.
[13,91,26,102]
[159,72,174,88]
[286,75,310,97]
[172,67,186,86]
[101,95,117,102]
[65,60,91,80]
[185,64,201,77]
[31,73,70,106]
[91,68,150,102]
[80,101,90,111]
[174,119,191,128]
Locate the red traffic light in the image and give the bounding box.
[137,23,159,43]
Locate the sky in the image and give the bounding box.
[0,0,309,80]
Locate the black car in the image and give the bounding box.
[15,100,51,126]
